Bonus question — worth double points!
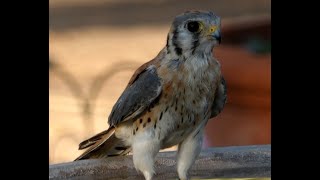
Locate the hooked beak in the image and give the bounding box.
[214,35,221,44]
[208,25,221,44]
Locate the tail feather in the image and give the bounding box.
[78,128,112,150]
[74,127,131,161]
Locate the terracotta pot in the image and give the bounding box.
[204,45,270,147]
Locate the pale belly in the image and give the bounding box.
[155,95,211,149]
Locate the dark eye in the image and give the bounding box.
[187,21,200,33]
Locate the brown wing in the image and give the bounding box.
[108,64,162,127]
[210,76,227,118]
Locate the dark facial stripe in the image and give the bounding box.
[191,39,199,54]
[175,47,182,56]
[172,29,182,56]
[191,29,201,54]
[166,34,170,54]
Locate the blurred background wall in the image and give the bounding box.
[49,0,271,164]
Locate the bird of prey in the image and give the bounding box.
[75,10,227,180]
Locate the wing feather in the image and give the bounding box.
[108,65,162,126]
[210,76,227,118]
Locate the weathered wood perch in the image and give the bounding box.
[49,145,270,180]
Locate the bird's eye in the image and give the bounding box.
[187,21,201,33]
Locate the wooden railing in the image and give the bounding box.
[49,144,271,180]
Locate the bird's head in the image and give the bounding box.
[166,10,221,57]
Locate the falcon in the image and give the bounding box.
[75,10,227,180]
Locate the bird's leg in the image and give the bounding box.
[176,129,204,180]
[132,131,160,180]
